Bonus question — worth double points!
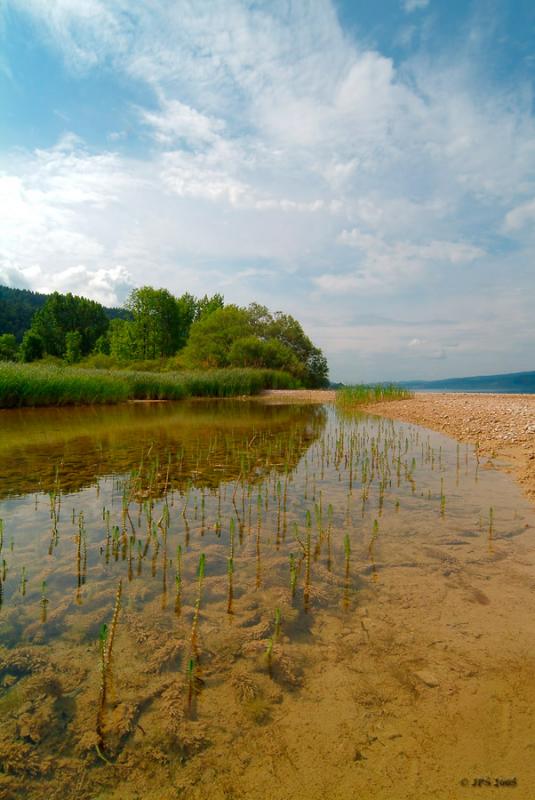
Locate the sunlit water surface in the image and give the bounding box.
[1,400,535,800]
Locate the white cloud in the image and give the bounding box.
[140,98,225,146]
[402,0,430,12]
[318,229,485,291]
[503,198,535,231]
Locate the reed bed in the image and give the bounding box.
[0,363,297,408]
[336,383,414,408]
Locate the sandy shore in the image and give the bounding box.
[260,389,337,404]
[261,390,535,505]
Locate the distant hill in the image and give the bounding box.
[0,285,130,341]
[401,370,535,394]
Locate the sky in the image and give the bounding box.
[0,0,534,382]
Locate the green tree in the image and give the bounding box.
[29,292,109,357]
[65,331,82,364]
[195,292,224,320]
[108,319,137,361]
[246,303,328,387]
[93,333,111,355]
[125,287,183,358]
[0,333,18,361]
[20,330,44,362]
[228,336,302,374]
[175,293,198,351]
[182,306,253,367]
[173,292,225,351]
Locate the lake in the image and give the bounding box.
[1,399,535,799]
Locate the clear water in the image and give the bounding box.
[0,400,534,799]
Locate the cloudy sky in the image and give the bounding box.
[1,0,534,382]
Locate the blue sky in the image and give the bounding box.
[1,0,534,382]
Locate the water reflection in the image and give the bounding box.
[0,400,326,498]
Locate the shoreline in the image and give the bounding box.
[360,392,535,506]
[261,390,535,505]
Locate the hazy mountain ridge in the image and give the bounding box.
[401,371,535,394]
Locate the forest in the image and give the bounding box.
[0,285,329,388]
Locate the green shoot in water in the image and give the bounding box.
[40,580,48,623]
[20,566,27,596]
[96,579,122,763]
[265,638,274,677]
[174,544,182,615]
[289,553,297,598]
[274,608,281,641]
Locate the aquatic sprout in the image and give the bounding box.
[40,580,48,623]
[151,523,160,577]
[488,507,495,551]
[304,511,312,611]
[289,553,297,599]
[190,553,206,650]
[274,608,281,640]
[20,566,27,596]
[227,519,235,614]
[344,533,351,609]
[186,553,207,711]
[187,657,196,711]
[265,637,274,677]
[440,478,446,517]
[326,503,334,570]
[96,579,122,762]
[174,544,182,615]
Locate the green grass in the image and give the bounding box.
[0,363,297,408]
[336,383,414,407]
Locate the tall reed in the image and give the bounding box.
[337,384,414,408]
[0,363,297,408]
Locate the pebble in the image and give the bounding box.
[414,669,440,688]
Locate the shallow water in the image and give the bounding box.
[1,400,535,799]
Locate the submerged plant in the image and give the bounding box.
[343,533,351,609]
[96,579,122,763]
[274,607,281,641]
[40,580,48,623]
[190,553,206,650]
[289,553,297,599]
[265,637,274,677]
[174,544,182,615]
[488,506,495,551]
[227,519,235,615]
[20,566,27,596]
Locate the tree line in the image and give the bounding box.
[0,286,329,387]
